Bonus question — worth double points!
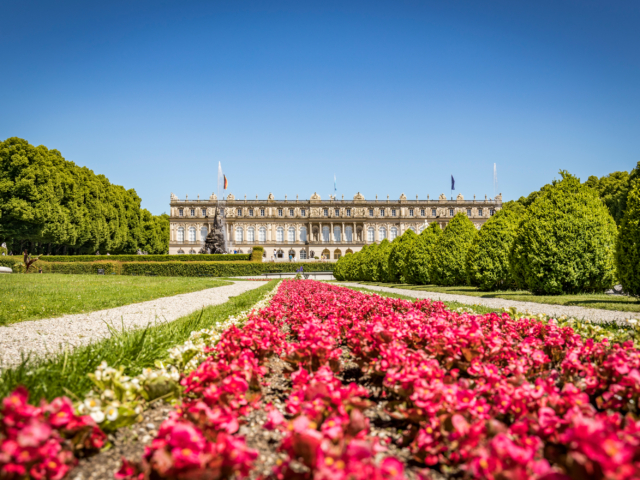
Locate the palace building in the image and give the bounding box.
[168,192,502,259]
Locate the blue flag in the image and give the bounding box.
[451,175,455,191]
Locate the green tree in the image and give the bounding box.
[404,222,442,285]
[388,229,418,283]
[429,213,477,286]
[465,202,525,291]
[615,177,640,297]
[358,243,378,281]
[510,171,617,295]
[333,252,351,281]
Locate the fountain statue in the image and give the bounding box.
[200,209,226,254]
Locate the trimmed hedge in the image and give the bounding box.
[388,229,418,283]
[616,177,640,297]
[13,261,121,274]
[36,254,251,263]
[404,222,442,285]
[429,213,478,286]
[120,261,334,277]
[250,246,264,262]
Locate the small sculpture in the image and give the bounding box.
[199,210,227,254]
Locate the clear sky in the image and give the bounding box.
[1,0,638,214]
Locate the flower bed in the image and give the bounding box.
[114,280,640,480]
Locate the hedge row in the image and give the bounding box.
[12,260,333,277]
[36,254,251,263]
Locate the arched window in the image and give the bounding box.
[333,226,341,242]
[345,226,353,242]
[300,227,307,242]
[277,249,284,258]
[322,226,330,242]
[235,227,244,242]
[276,227,284,242]
[367,227,374,242]
[177,248,185,254]
[379,227,387,240]
[189,249,196,254]
[259,227,266,243]
[333,249,341,259]
[177,227,185,242]
[419,223,427,233]
[288,227,295,242]
[346,249,353,255]
[189,227,196,242]
[200,226,208,241]
[322,248,331,259]
[247,227,255,242]
[408,226,416,233]
[390,227,398,240]
[300,250,307,259]
[288,249,296,258]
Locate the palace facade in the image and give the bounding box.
[168,192,502,259]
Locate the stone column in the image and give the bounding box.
[341,222,345,243]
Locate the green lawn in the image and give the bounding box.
[0,280,279,403]
[353,282,640,314]
[0,275,231,325]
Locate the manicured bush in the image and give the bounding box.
[250,246,264,262]
[38,254,251,262]
[404,223,442,285]
[333,253,351,281]
[616,178,640,297]
[388,229,418,283]
[120,261,334,277]
[358,244,378,281]
[374,239,393,282]
[15,261,122,275]
[510,172,617,295]
[429,213,477,286]
[465,202,525,291]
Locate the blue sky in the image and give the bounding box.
[1,0,638,214]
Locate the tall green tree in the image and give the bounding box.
[615,177,640,297]
[465,202,525,291]
[388,229,418,283]
[510,171,617,295]
[404,222,442,285]
[429,213,477,286]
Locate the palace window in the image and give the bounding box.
[260,209,265,217]
[380,208,385,217]
[333,226,341,242]
[300,227,307,242]
[322,226,330,242]
[289,209,294,216]
[200,226,208,241]
[301,209,306,217]
[190,209,195,216]
[177,227,185,242]
[369,209,374,217]
[235,227,243,242]
[490,209,495,216]
[420,209,425,216]
[367,227,374,242]
[431,208,437,216]
[179,209,184,217]
[346,208,351,217]
[278,209,283,217]
[391,209,397,217]
[379,227,387,240]
[335,208,339,217]
[249,209,254,217]
[202,208,207,216]
[478,208,483,216]
[189,227,196,242]
[323,209,329,217]
[409,209,414,217]
[466,209,471,216]
[276,227,284,242]
[300,250,307,260]
[345,226,353,242]
[237,208,242,216]
[390,227,398,240]
[449,209,454,216]
[259,227,266,242]
[247,227,255,242]
[288,227,295,242]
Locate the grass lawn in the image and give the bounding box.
[0,275,232,325]
[0,280,279,403]
[353,282,640,313]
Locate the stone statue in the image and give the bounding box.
[199,210,226,254]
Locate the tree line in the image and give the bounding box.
[0,137,169,255]
[335,163,640,297]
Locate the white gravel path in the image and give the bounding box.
[0,281,264,367]
[341,283,639,323]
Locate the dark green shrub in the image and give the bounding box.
[429,213,477,286]
[333,252,351,281]
[404,223,442,284]
[38,254,251,262]
[388,230,418,283]
[120,261,334,277]
[616,178,640,297]
[465,202,525,291]
[510,172,617,295]
[356,245,376,281]
[250,246,264,262]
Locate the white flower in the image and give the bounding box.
[106,406,119,421]
[90,410,105,423]
[103,389,114,399]
[84,397,102,410]
[629,319,638,325]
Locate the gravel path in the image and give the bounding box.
[341,283,639,323]
[0,281,264,367]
